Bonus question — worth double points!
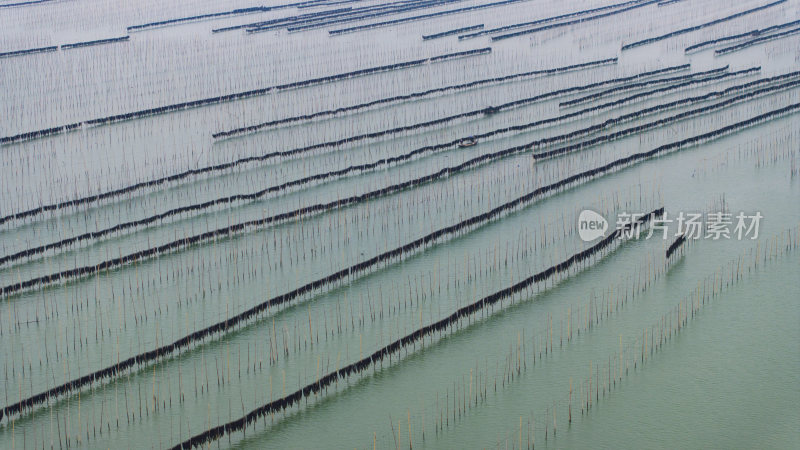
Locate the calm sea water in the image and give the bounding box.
[0,0,798,448]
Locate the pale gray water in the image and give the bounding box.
[0,0,798,448]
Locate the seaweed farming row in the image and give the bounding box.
[168,209,664,449]
[127,0,372,31]
[60,36,130,50]
[533,79,800,159]
[128,6,278,32]
[0,161,665,420]
[212,58,621,139]
[6,73,796,272]
[0,48,490,145]
[214,63,698,140]
[0,58,621,225]
[326,0,525,34]
[263,0,474,33]
[1,65,792,258]
[0,36,128,58]
[491,0,659,41]
[422,24,483,40]
[715,26,800,55]
[684,18,800,53]
[665,233,686,259]
[0,200,624,420]
[382,241,682,447]
[3,101,797,297]
[0,0,52,7]
[561,66,763,109]
[458,0,647,40]
[621,0,787,50]
[9,70,794,270]
[226,0,475,33]
[212,7,354,33]
[486,229,799,449]
[558,65,732,106]
[252,0,472,33]
[0,205,646,419]
[2,1,798,448]
[0,45,56,58]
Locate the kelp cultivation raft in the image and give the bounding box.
[1,0,798,448]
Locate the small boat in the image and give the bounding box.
[458,136,477,147]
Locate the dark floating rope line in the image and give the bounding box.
[1,36,129,58]
[559,65,730,107]
[561,66,760,108]
[60,36,130,50]
[326,0,525,34]
[297,0,380,8]
[0,0,53,7]
[215,62,692,140]
[3,66,702,259]
[458,0,646,40]
[167,209,663,450]
[533,78,800,161]
[296,0,410,8]
[220,0,426,33]
[21,73,798,271]
[212,65,727,176]
[2,68,793,270]
[684,18,800,52]
[276,0,469,33]
[295,0,386,8]
[715,26,800,55]
[666,233,687,259]
[0,45,58,58]
[128,7,267,32]
[208,66,711,180]
[0,202,661,423]
[213,58,621,139]
[422,23,483,39]
[581,67,785,113]
[296,0,472,31]
[9,65,782,258]
[491,0,659,41]
[487,64,684,114]
[213,7,354,33]
[620,0,787,50]
[9,71,796,269]
[0,47,490,146]
[126,3,323,32]
[657,0,683,5]
[281,0,471,32]
[5,100,799,419]
[0,58,621,226]
[5,67,743,268]
[4,90,798,297]
[253,0,466,33]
